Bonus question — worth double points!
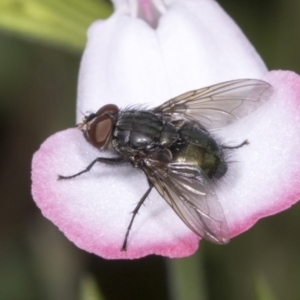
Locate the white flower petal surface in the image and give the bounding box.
[32,129,198,259]
[77,0,267,123]
[156,0,267,95]
[31,0,300,259]
[76,15,171,123]
[218,71,300,236]
[32,71,300,258]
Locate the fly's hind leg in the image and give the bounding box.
[121,183,153,252]
[222,139,249,150]
[57,156,126,180]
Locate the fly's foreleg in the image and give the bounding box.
[57,157,126,180]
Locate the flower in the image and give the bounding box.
[31,0,300,259]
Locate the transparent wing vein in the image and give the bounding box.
[152,79,272,129]
[143,159,230,244]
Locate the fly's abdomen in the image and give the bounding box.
[113,110,178,155]
[173,123,227,179]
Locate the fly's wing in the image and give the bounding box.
[152,79,272,129]
[143,158,229,244]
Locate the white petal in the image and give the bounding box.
[32,71,300,258]
[156,0,267,95]
[77,0,267,123]
[217,71,300,237]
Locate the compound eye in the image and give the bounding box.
[88,115,113,148]
[96,104,119,116]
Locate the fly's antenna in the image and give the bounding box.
[77,107,85,117]
[77,107,88,130]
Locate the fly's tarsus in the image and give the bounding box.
[222,139,249,150]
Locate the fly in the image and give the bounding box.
[58,79,272,251]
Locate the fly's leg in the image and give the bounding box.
[58,157,126,180]
[222,139,249,150]
[121,184,153,252]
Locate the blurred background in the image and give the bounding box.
[1,0,300,299]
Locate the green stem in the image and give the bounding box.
[0,0,112,51]
[167,250,208,300]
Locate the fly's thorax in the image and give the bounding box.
[160,122,178,146]
[173,123,227,179]
[112,110,178,155]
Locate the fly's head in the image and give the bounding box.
[78,104,119,149]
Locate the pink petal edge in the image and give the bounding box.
[32,129,199,259]
[32,70,300,259]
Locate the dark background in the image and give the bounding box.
[1,0,300,299]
